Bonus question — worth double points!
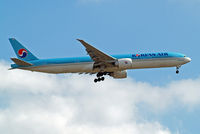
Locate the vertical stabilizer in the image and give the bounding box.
[9,38,38,61]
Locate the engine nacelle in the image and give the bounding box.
[116,58,133,69]
[110,70,127,79]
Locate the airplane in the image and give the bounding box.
[9,38,191,83]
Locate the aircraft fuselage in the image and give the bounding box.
[11,53,191,74]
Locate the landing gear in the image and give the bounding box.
[176,66,180,74]
[97,72,103,77]
[94,77,105,83]
[176,70,179,74]
[94,72,107,83]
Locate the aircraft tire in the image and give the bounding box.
[176,70,179,74]
[94,79,98,83]
[97,73,103,77]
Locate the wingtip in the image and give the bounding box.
[10,58,17,63]
[77,39,82,41]
[10,57,16,61]
[9,38,16,41]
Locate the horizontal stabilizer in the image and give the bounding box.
[11,58,33,66]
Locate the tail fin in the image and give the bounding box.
[9,38,38,61]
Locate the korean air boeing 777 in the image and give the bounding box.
[9,38,191,83]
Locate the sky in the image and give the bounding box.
[1,0,200,134]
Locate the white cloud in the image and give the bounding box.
[0,61,199,134]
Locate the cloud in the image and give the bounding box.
[0,61,199,134]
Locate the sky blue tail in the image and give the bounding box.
[9,38,38,61]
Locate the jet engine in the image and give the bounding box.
[110,70,127,79]
[115,58,133,69]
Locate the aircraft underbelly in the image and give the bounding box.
[27,62,94,74]
[132,58,184,69]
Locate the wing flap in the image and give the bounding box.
[11,58,33,66]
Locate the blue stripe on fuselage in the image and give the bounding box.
[11,52,185,68]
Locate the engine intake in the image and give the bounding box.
[116,58,133,69]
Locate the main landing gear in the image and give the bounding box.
[94,77,105,83]
[94,72,107,83]
[176,66,180,74]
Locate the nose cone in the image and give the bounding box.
[184,57,191,63]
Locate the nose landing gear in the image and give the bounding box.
[176,66,181,74]
[176,70,179,74]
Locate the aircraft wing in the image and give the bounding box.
[77,39,116,66]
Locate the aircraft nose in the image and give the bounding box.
[184,57,191,63]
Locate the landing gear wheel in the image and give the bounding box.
[176,70,179,74]
[94,79,98,83]
[97,78,101,81]
[97,73,103,78]
[94,72,108,82]
[94,77,105,83]
[176,66,180,74]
